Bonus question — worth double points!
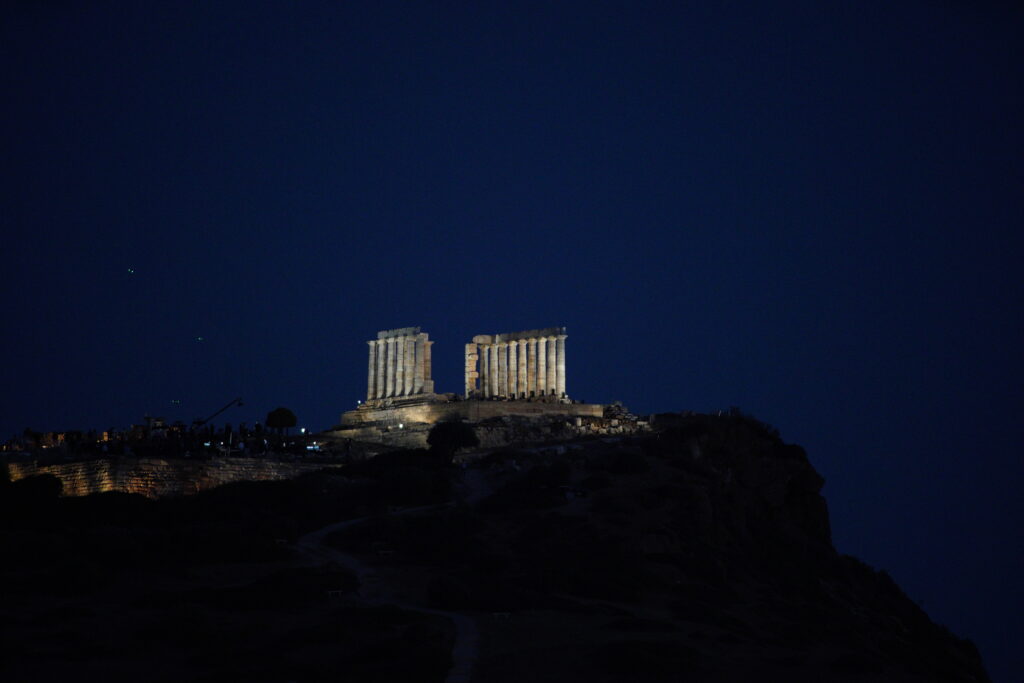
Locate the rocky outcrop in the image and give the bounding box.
[7,457,339,498]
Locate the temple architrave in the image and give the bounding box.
[465,327,568,400]
[365,327,434,403]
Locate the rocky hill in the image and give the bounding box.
[0,412,989,681]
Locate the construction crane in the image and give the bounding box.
[191,397,243,430]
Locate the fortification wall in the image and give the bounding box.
[7,457,338,499]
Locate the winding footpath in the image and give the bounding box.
[295,502,480,683]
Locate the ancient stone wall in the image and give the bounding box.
[7,457,338,499]
[331,401,622,452]
[340,399,602,430]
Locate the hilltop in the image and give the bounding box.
[0,412,988,681]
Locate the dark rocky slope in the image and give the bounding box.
[331,412,989,682]
[0,412,989,681]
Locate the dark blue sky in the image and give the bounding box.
[2,2,1021,679]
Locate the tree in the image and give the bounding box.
[265,407,297,435]
[427,420,479,461]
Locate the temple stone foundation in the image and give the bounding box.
[340,399,603,430]
[465,327,568,400]
[332,399,605,451]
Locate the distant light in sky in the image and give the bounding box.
[195,336,204,342]
[127,268,134,274]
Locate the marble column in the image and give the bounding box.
[367,340,377,401]
[376,339,386,399]
[464,343,476,397]
[546,337,557,396]
[414,334,425,394]
[527,338,538,397]
[489,344,499,397]
[536,337,548,396]
[404,336,416,395]
[480,344,490,397]
[497,342,507,397]
[556,334,567,398]
[508,341,518,398]
[387,338,398,397]
[395,336,406,397]
[401,335,413,395]
[517,339,527,399]
[424,340,434,393]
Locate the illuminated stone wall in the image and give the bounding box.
[332,399,606,450]
[7,457,338,499]
[340,398,602,429]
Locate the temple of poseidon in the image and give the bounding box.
[332,326,608,448]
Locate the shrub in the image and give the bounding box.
[427,420,479,460]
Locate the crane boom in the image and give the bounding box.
[192,397,243,429]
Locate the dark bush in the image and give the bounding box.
[427,420,479,460]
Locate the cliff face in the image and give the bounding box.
[353,412,990,682]
[568,415,987,681]
[7,457,337,498]
[0,412,990,682]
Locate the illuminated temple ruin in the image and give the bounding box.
[365,327,434,402]
[464,327,568,400]
[338,324,602,448]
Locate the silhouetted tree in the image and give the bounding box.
[427,420,479,462]
[265,407,297,435]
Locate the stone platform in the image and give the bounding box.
[330,396,604,449]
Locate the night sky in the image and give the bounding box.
[2,2,1022,679]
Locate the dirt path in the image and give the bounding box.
[295,505,479,683]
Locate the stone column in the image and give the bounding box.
[527,338,538,397]
[395,336,406,397]
[556,334,567,398]
[376,339,387,399]
[489,344,499,397]
[464,343,477,397]
[536,337,548,397]
[387,338,398,397]
[479,345,486,397]
[414,334,426,394]
[477,344,485,397]
[546,337,557,396]
[517,340,528,399]
[423,340,434,393]
[367,340,377,401]
[497,342,508,398]
[508,341,518,399]
[404,336,416,396]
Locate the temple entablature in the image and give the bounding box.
[377,326,421,339]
